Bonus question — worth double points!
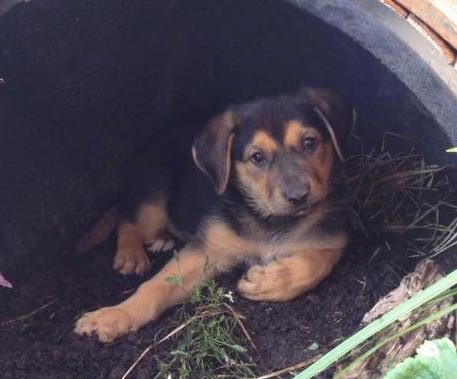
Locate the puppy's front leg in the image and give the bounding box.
[75,248,215,342]
[238,248,342,302]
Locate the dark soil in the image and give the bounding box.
[3,229,457,379]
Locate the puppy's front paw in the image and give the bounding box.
[144,229,177,253]
[74,306,136,343]
[237,263,291,302]
[145,237,176,253]
[113,248,151,276]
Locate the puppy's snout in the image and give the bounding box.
[284,185,309,204]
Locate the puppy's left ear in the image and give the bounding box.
[192,110,235,194]
[301,88,356,161]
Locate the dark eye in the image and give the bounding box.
[303,137,317,151]
[250,151,265,165]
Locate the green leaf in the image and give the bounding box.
[446,147,457,153]
[384,358,439,379]
[384,338,457,379]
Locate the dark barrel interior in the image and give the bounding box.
[1,0,457,376]
[1,0,455,276]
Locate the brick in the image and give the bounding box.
[407,13,456,64]
[380,0,409,18]
[396,0,457,50]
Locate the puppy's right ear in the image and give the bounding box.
[301,87,356,162]
[192,110,235,194]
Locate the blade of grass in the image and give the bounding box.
[293,268,457,379]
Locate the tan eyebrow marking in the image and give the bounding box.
[283,120,319,148]
[248,130,278,156]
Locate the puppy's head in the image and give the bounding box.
[192,88,355,218]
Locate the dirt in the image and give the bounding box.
[3,228,457,379]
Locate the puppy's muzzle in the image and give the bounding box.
[283,185,309,205]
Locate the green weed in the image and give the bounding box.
[153,278,257,379]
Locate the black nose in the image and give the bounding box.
[284,186,309,204]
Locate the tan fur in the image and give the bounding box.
[248,130,278,157]
[75,248,210,342]
[112,197,175,275]
[283,120,306,148]
[112,222,151,276]
[234,131,279,214]
[135,200,169,244]
[237,248,342,301]
[313,141,334,188]
[75,207,119,254]
[235,161,274,217]
[284,121,325,150]
[283,120,335,202]
[202,204,346,266]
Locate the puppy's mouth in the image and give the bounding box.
[291,206,310,216]
[292,207,308,216]
[290,201,318,217]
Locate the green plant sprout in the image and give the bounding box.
[155,278,256,378]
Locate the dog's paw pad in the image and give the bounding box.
[113,248,151,276]
[74,307,135,343]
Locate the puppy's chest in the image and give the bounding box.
[247,238,291,265]
[235,225,315,265]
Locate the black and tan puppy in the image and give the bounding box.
[75,88,355,342]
